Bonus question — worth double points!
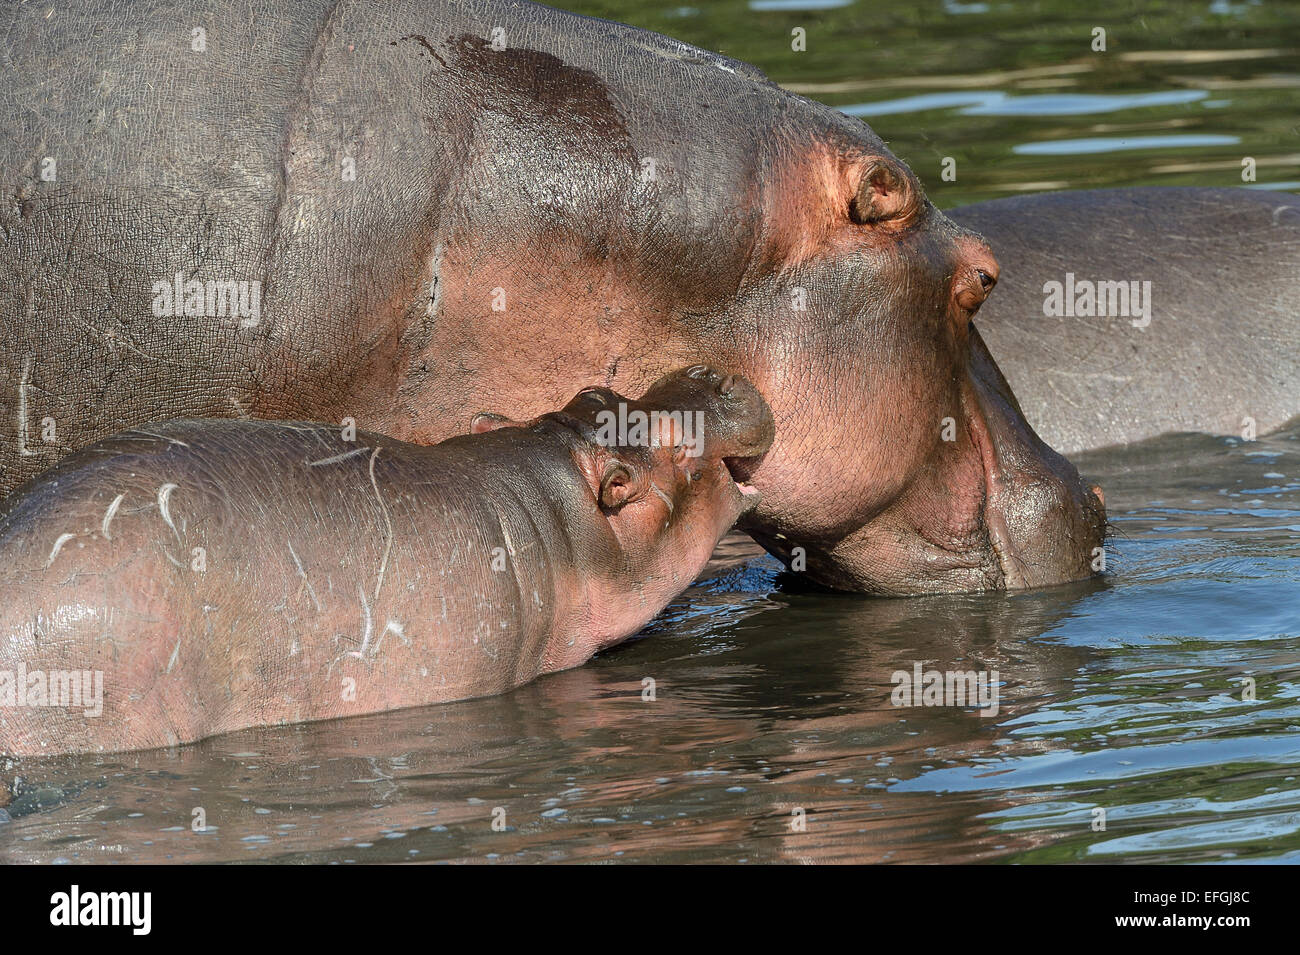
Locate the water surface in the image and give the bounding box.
[4,422,1297,864]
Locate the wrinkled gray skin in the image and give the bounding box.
[951,187,1300,454]
[0,0,1106,596]
[0,366,774,755]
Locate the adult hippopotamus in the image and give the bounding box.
[0,0,1103,594]
[0,365,774,755]
[949,187,1300,454]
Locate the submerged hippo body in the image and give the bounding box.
[950,187,1300,454]
[0,367,773,755]
[0,0,1104,595]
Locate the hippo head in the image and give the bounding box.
[472,365,775,589]
[399,27,1105,594]
[723,142,1109,594]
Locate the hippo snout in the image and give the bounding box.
[717,377,776,460]
[651,365,775,463]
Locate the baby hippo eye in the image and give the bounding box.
[575,387,611,406]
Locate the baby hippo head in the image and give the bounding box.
[473,365,775,576]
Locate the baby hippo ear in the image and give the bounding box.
[599,460,648,510]
[471,412,518,434]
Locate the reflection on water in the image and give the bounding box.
[572,0,1300,204]
[842,90,1211,118]
[1013,134,1241,155]
[3,421,1297,863]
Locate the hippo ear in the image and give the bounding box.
[471,412,520,434]
[849,159,916,225]
[599,461,648,510]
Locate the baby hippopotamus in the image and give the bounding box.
[0,366,773,755]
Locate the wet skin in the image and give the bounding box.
[0,0,1104,595]
[950,187,1300,454]
[0,366,774,755]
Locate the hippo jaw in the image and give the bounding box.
[740,312,1108,596]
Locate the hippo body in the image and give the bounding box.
[0,0,1106,595]
[0,367,773,755]
[951,187,1300,454]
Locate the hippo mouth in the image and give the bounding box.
[964,375,1108,592]
[723,455,763,505]
[965,412,1024,590]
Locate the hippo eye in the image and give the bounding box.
[849,160,916,226]
[576,387,610,406]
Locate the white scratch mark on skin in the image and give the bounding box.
[1045,369,1134,383]
[368,447,393,608]
[286,539,323,612]
[650,481,674,517]
[309,447,368,467]
[371,619,408,657]
[494,515,530,622]
[46,532,75,567]
[498,515,516,557]
[1273,203,1300,226]
[101,492,126,541]
[17,352,48,457]
[328,595,406,674]
[74,313,187,367]
[157,483,180,537]
[165,636,182,674]
[349,583,374,660]
[425,241,444,319]
[129,428,191,447]
[1045,377,1082,410]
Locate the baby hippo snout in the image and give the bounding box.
[645,364,776,466]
